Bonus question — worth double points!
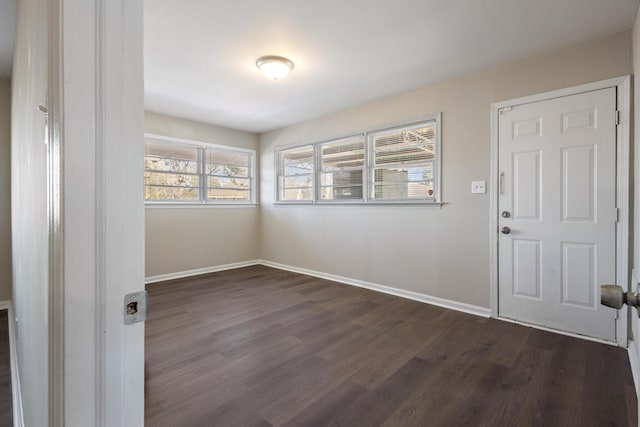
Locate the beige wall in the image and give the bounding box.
[259,31,633,309]
[144,111,260,277]
[0,79,10,300]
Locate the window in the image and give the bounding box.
[369,121,438,202]
[274,116,440,204]
[277,144,314,202]
[144,135,255,204]
[318,135,365,201]
[145,140,200,201]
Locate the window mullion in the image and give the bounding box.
[199,147,205,203]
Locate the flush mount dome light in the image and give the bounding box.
[256,55,294,80]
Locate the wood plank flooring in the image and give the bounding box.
[0,310,12,426]
[145,265,637,426]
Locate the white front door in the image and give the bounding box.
[498,88,617,342]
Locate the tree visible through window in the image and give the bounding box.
[277,145,314,201]
[144,136,255,204]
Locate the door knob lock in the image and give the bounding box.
[601,284,640,317]
[501,226,511,234]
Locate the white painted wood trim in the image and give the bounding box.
[489,76,631,346]
[615,76,631,347]
[628,343,640,408]
[492,76,631,110]
[47,0,64,423]
[5,303,24,427]
[489,106,499,318]
[258,260,492,318]
[145,260,261,284]
[145,204,258,209]
[0,301,11,310]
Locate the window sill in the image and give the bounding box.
[273,201,445,207]
[145,202,258,209]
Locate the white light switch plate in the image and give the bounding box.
[471,180,486,194]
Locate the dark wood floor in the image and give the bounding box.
[145,265,637,426]
[0,310,12,426]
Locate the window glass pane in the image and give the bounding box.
[208,176,249,190]
[280,187,314,201]
[144,172,200,201]
[372,165,434,200]
[145,140,199,173]
[144,184,199,201]
[207,188,250,201]
[321,185,363,200]
[280,174,313,189]
[206,149,250,177]
[281,145,314,176]
[373,181,433,199]
[373,123,436,165]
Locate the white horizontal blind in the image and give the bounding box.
[278,145,314,201]
[205,148,252,201]
[369,121,437,201]
[318,136,364,201]
[145,139,200,201]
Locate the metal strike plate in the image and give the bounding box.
[124,291,148,325]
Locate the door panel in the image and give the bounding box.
[498,88,617,342]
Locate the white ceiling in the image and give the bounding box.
[0,0,16,79]
[145,0,639,133]
[0,1,636,129]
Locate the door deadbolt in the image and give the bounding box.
[501,226,511,234]
[501,211,511,218]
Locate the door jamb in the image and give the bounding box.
[489,76,631,347]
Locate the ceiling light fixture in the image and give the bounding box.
[256,55,294,80]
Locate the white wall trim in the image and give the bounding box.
[628,342,640,405]
[489,76,631,346]
[145,260,261,284]
[258,260,492,318]
[5,302,24,427]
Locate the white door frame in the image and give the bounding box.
[48,0,146,425]
[489,76,631,347]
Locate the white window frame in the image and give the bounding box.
[316,134,366,204]
[367,115,441,204]
[274,114,441,205]
[275,143,316,203]
[144,133,257,205]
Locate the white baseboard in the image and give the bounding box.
[145,260,261,284]
[258,259,492,318]
[2,302,23,427]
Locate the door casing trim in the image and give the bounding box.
[489,76,631,347]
